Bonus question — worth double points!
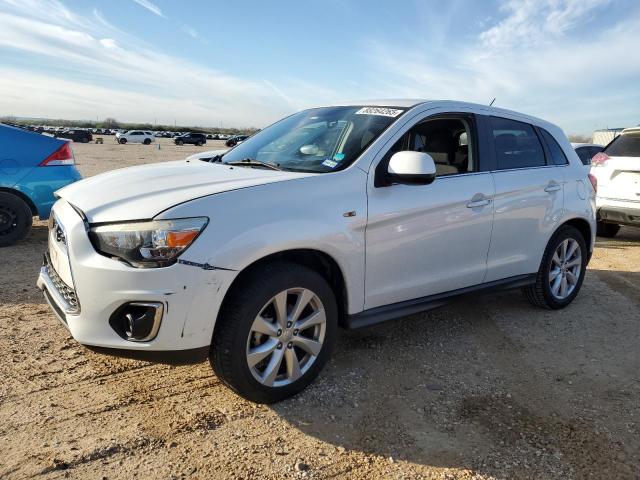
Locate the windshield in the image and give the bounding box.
[221,106,405,172]
[605,133,640,157]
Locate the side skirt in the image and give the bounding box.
[345,274,536,330]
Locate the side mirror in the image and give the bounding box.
[299,144,319,155]
[387,151,436,185]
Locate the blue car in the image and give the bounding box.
[0,124,82,246]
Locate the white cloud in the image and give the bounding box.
[99,38,118,49]
[0,1,343,127]
[364,0,640,133]
[182,25,197,39]
[132,0,164,18]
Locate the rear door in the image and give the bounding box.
[596,133,640,201]
[483,116,565,282]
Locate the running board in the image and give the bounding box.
[345,274,536,330]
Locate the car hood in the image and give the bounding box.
[56,160,313,223]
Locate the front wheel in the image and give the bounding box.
[119,138,127,144]
[176,140,183,146]
[523,225,587,309]
[210,262,338,403]
[596,221,619,238]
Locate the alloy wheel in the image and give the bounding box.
[548,238,582,300]
[246,288,326,387]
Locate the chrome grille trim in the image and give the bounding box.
[44,253,80,314]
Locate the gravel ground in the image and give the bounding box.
[1,138,638,479]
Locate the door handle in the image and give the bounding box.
[544,182,561,193]
[466,195,492,208]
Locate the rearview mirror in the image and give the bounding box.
[299,144,319,155]
[387,151,436,185]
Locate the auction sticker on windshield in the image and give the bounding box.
[355,107,404,117]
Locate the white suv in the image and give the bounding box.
[37,100,596,403]
[115,130,155,145]
[590,127,640,237]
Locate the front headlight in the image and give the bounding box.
[90,217,208,268]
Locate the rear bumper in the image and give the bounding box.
[597,198,640,226]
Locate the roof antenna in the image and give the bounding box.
[489,98,496,107]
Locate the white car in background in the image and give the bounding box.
[38,100,596,403]
[590,127,640,237]
[115,130,155,145]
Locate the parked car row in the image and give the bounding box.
[5,123,254,145]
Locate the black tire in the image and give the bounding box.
[81,137,89,143]
[596,221,619,238]
[0,192,33,247]
[522,225,588,309]
[210,262,338,403]
[143,138,151,145]
[119,138,127,144]
[176,140,183,146]
[196,141,203,146]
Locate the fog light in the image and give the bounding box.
[109,302,164,342]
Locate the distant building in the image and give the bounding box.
[592,128,626,146]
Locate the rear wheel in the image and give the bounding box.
[210,262,337,403]
[143,138,151,145]
[0,193,33,247]
[596,221,619,238]
[81,137,89,143]
[119,138,127,144]
[523,225,587,309]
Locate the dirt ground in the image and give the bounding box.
[1,138,638,479]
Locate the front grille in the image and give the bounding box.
[44,255,80,314]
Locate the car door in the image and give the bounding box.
[130,131,142,143]
[365,113,495,310]
[482,115,565,282]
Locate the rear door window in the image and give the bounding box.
[490,117,546,170]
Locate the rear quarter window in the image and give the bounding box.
[539,129,568,165]
[605,134,640,157]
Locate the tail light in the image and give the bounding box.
[39,142,75,166]
[588,173,597,193]
[591,152,609,167]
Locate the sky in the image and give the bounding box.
[0,0,638,134]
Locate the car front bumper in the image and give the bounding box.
[36,199,236,363]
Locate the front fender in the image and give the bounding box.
[161,169,368,314]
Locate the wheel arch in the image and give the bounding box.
[0,187,38,216]
[217,248,349,332]
[560,217,592,248]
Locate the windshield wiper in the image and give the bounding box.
[225,158,283,171]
